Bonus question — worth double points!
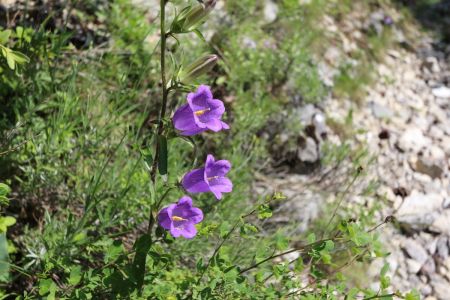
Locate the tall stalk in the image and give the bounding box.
[147,0,168,234]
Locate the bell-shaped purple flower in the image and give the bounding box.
[158,196,203,239]
[182,154,233,200]
[173,85,229,136]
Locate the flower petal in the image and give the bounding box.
[221,121,230,130]
[170,224,183,238]
[187,85,213,112]
[157,207,172,230]
[206,159,231,178]
[188,207,203,224]
[205,118,223,132]
[182,168,210,193]
[173,104,195,131]
[177,196,193,207]
[196,99,225,124]
[209,177,233,200]
[180,222,198,239]
[181,127,207,136]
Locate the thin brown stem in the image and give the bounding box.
[322,170,360,238]
[238,238,333,275]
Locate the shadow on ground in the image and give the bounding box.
[394,0,450,43]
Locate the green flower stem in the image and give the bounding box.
[147,0,169,235]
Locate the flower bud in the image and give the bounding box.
[179,54,218,83]
[170,1,217,34]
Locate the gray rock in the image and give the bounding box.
[403,239,429,265]
[436,237,449,260]
[432,86,450,98]
[398,128,430,152]
[263,0,278,23]
[423,56,441,73]
[421,258,436,275]
[432,211,450,236]
[430,274,450,300]
[406,258,423,274]
[370,101,394,119]
[298,137,319,163]
[396,191,443,230]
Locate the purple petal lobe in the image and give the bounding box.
[173,104,196,131]
[187,85,213,112]
[206,159,231,178]
[205,119,223,132]
[221,121,230,130]
[209,177,233,200]
[157,207,172,230]
[183,168,210,193]
[177,196,193,207]
[181,222,198,239]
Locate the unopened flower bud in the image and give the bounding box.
[170,1,217,34]
[179,54,218,83]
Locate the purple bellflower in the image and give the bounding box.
[158,196,203,239]
[173,85,229,136]
[182,154,233,200]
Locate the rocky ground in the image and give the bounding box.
[255,1,450,298]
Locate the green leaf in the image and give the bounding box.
[0,183,11,197]
[157,135,168,176]
[5,50,15,70]
[346,287,359,300]
[275,234,289,251]
[196,258,204,272]
[294,258,304,272]
[257,204,272,219]
[0,30,11,45]
[0,234,10,282]
[105,240,124,263]
[192,29,206,42]
[69,266,82,285]
[10,50,30,64]
[0,216,16,233]
[380,275,390,290]
[380,262,389,277]
[240,223,258,237]
[219,221,231,238]
[307,233,316,243]
[39,279,57,298]
[405,290,420,300]
[324,240,334,251]
[131,234,152,290]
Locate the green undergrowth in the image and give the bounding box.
[0,0,327,296]
[0,0,422,298]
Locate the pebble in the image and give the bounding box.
[432,86,450,98]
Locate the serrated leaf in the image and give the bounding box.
[0,217,16,233]
[307,233,316,243]
[275,234,289,251]
[257,204,272,219]
[405,289,420,300]
[0,184,11,197]
[380,275,390,290]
